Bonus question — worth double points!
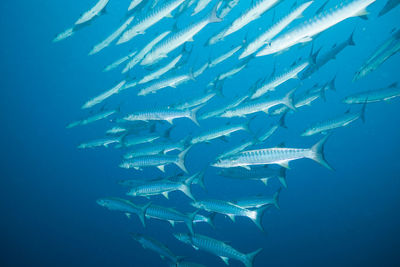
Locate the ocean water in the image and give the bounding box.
[1,0,400,266]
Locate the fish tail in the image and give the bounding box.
[139,202,152,227]
[278,168,288,188]
[195,170,206,190]
[310,135,333,170]
[180,176,195,200]
[208,3,222,23]
[185,210,199,235]
[359,99,367,123]
[243,248,263,267]
[348,30,356,46]
[278,112,288,129]
[189,105,204,126]
[328,75,336,91]
[273,188,281,209]
[283,88,296,110]
[249,205,269,232]
[205,213,216,228]
[175,147,191,174]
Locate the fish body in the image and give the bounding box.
[240,1,312,59]
[131,234,179,263]
[174,91,216,110]
[118,0,186,44]
[190,123,248,145]
[128,0,145,11]
[209,45,242,68]
[119,147,190,173]
[218,63,247,81]
[117,134,160,148]
[192,0,213,16]
[251,62,308,99]
[138,55,182,85]
[104,51,137,72]
[174,233,262,267]
[199,95,248,120]
[222,0,279,39]
[122,31,170,73]
[78,137,120,149]
[82,80,126,109]
[343,83,400,104]
[222,89,295,118]
[53,28,74,42]
[217,140,255,159]
[138,73,192,96]
[212,135,332,170]
[67,109,117,129]
[193,62,209,78]
[89,16,134,55]
[257,0,376,57]
[233,190,281,209]
[96,197,149,226]
[218,166,287,187]
[124,140,186,159]
[141,6,222,66]
[75,0,110,25]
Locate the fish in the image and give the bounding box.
[103,51,137,72]
[190,199,268,230]
[256,0,376,57]
[217,140,256,160]
[128,0,146,12]
[222,0,280,39]
[78,137,121,149]
[209,45,242,68]
[96,197,150,226]
[221,89,296,118]
[343,82,400,104]
[66,109,117,129]
[171,261,206,267]
[250,62,308,99]
[75,0,110,25]
[193,62,209,78]
[123,139,187,159]
[81,80,126,109]
[353,30,400,81]
[117,0,186,44]
[123,105,202,125]
[218,0,240,19]
[301,31,356,80]
[126,173,196,200]
[190,122,249,145]
[198,94,248,120]
[192,0,213,16]
[256,113,286,143]
[141,5,222,66]
[218,166,287,188]
[138,55,183,85]
[233,189,281,209]
[239,1,313,59]
[119,147,191,173]
[122,31,170,73]
[216,62,247,81]
[174,233,262,267]
[144,203,198,234]
[168,171,206,190]
[301,105,366,136]
[115,133,160,148]
[138,72,193,96]
[131,233,181,263]
[173,91,216,110]
[89,16,134,55]
[379,0,400,16]
[53,27,74,43]
[212,135,333,170]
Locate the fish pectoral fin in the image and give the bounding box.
[219,256,230,265]
[277,161,290,169]
[166,119,174,125]
[157,165,166,172]
[168,220,175,227]
[227,214,236,222]
[240,165,251,170]
[162,191,169,199]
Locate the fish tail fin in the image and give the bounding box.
[139,202,152,227]
[278,112,288,129]
[208,3,222,23]
[180,174,196,200]
[189,104,204,126]
[273,188,282,209]
[328,76,336,91]
[244,248,263,267]
[195,170,206,190]
[250,205,269,232]
[348,30,356,46]
[278,168,288,188]
[185,210,199,235]
[204,213,216,228]
[310,135,333,171]
[282,88,296,111]
[175,147,191,174]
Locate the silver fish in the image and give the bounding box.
[190,122,249,145]
[209,45,242,68]
[81,80,126,109]
[67,109,117,128]
[103,51,137,72]
[138,55,182,85]
[78,137,121,149]
[233,189,281,209]
[138,73,193,96]
[123,139,187,159]
[343,82,400,104]
[75,0,110,25]
[198,94,248,120]
[131,233,180,263]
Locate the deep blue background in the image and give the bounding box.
[1,0,400,266]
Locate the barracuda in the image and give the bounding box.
[250,62,308,99]
[198,95,248,120]
[209,45,242,68]
[343,82,400,104]
[240,1,313,59]
[119,147,191,173]
[96,197,150,226]
[66,109,117,129]
[256,0,376,57]
[138,55,182,85]
[173,91,216,110]
[212,135,333,170]
[138,73,192,96]
[123,139,187,159]
[233,189,281,209]
[174,233,262,267]
[81,80,126,109]
[117,0,186,44]
[103,51,137,72]
[75,0,110,25]
[192,0,213,16]
[141,5,222,66]
[190,122,249,145]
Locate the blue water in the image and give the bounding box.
[1,0,400,266]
